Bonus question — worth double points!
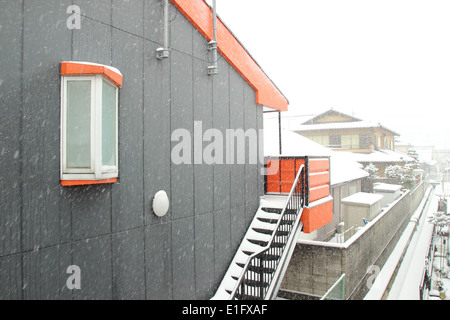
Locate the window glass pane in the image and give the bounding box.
[341,135,351,148]
[311,135,330,147]
[360,135,371,149]
[67,80,91,168]
[342,135,359,149]
[102,80,116,167]
[322,135,329,147]
[330,135,341,148]
[310,136,321,144]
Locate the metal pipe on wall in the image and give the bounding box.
[207,0,219,75]
[156,0,170,59]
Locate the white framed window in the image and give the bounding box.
[61,73,119,183]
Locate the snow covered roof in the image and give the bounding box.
[330,152,369,186]
[264,127,331,158]
[301,109,363,124]
[373,183,402,193]
[264,126,369,186]
[294,120,400,136]
[347,149,414,163]
[342,192,383,206]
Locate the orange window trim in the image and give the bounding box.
[170,0,288,111]
[61,178,117,187]
[61,62,123,87]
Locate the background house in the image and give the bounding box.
[293,109,399,153]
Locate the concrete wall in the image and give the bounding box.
[0,0,264,300]
[281,181,427,299]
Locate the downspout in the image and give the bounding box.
[207,0,219,75]
[278,112,282,155]
[156,0,170,59]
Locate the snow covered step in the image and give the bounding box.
[228,262,244,279]
[251,219,277,232]
[241,240,266,255]
[234,251,252,265]
[261,207,283,213]
[223,278,238,293]
[246,229,272,243]
[213,290,232,300]
[257,207,280,217]
[256,210,281,221]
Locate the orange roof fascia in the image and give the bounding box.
[61,62,123,87]
[170,0,288,111]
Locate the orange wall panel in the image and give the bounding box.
[309,158,329,173]
[280,159,295,172]
[266,182,280,193]
[301,200,333,233]
[309,185,329,202]
[265,158,330,200]
[295,159,306,171]
[309,172,330,189]
[266,159,281,193]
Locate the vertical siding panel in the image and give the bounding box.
[194,212,215,298]
[72,19,111,66]
[212,57,230,211]
[0,0,23,256]
[111,30,144,232]
[143,40,172,225]
[73,236,113,300]
[0,254,22,300]
[170,50,194,220]
[22,244,72,300]
[243,85,259,225]
[22,0,71,251]
[257,106,265,198]
[112,229,146,300]
[172,217,195,299]
[193,58,214,215]
[112,0,144,37]
[145,223,172,300]
[229,68,245,208]
[71,186,112,241]
[214,208,231,281]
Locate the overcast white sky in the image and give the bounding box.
[207,0,450,149]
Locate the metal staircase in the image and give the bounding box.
[212,165,306,300]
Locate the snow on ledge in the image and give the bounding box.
[296,190,411,249]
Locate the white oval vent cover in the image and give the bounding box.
[153,190,170,217]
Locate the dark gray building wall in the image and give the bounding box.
[0,0,264,300]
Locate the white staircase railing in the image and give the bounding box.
[212,164,306,300]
